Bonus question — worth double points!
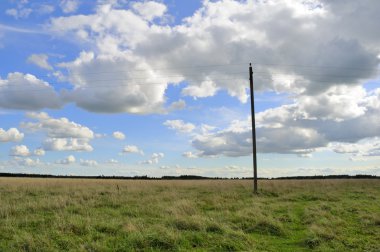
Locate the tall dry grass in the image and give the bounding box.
[0,178,379,251]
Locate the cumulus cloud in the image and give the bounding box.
[182,151,198,158]
[296,85,368,121]
[57,52,174,114]
[181,80,219,99]
[225,165,239,170]
[257,87,380,145]
[200,124,217,134]
[80,159,98,166]
[60,0,79,14]
[43,138,93,152]
[23,112,94,139]
[132,1,167,21]
[33,148,45,156]
[191,124,252,157]
[1,0,378,169]
[112,131,125,140]
[21,112,95,152]
[27,54,53,70]
[47,0,379,114]
[107,159,119,164]
[55,155,76,164]
[189,86,380,157]
[6,8,32,19]
[330,137,380,159]
[0,128,24,142]
[10,145,30,157]
[14,157,41,167]
[37,4,55,15]
[122,145,143,155]
[168,99,186,111]
[163,120,195,133]
[141,152,164,164]
[0,73,62,110]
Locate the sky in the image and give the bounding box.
[0,0,380,178]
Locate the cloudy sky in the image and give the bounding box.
[0,0,379,178]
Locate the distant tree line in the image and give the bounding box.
[0,173,378,180]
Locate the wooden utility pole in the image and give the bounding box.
[249,63,258,194]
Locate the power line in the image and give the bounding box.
[31,69,380,91]
[18,61,379,79]
[0,76,378,94]
[0,61,378,94]
[255,75,380,84]
[66,71,247,83]
[253,62,380,71]
[64,63,248,76]
[0,77,248,93]
[64,70,379,83]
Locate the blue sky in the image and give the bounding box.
[0,0,379,177]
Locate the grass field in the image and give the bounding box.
[0,178,379,251]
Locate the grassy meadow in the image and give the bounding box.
[0,178,379,251]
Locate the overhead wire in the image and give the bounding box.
[0,62,379,94]
[14,61,379,79]
[0,77,248,93]
[1,77,379,94]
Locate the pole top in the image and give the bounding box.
[249,63,252,67]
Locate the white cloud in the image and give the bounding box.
[181,79,218,99]
[21,111,94,152]
[159,165,170,169]
[182,151,198,158]
[163,120,195,133]
[23,112,94,139]
[15,157,41,167]
[132,1,167,21]
[0,73,62,110]
[55,155,76,164]
[330,137,380,159]
[257,87,380,145]
[43,138,93,152]
[45,0,376,114]
[37,4,55,15]
[0,24,45,35]
[33,148,45,156]
[0,128,24,142]
[168,99,186,111]
[177,86,380,157]
[27,54,53,70]
[200,124,217,134]
[107,159,119,164]
[95,133,107,138]
[190,86,380,158]
[60,0,79,14]
[191,128,252,158]
[10,145,30,157]
[188,118,318,157]
[225,165,239,170]
[80,159,98,166]
[0,0,377,169]
[122,145,143,155]
[57,52,174,114]
[296,85,368,121]
[141,152,164,164]
[112,131,125,140]
[42,0,377,116]
[6,8,32,19]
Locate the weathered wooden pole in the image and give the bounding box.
[249,63,258,194]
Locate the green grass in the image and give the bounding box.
[0,178,379,251]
